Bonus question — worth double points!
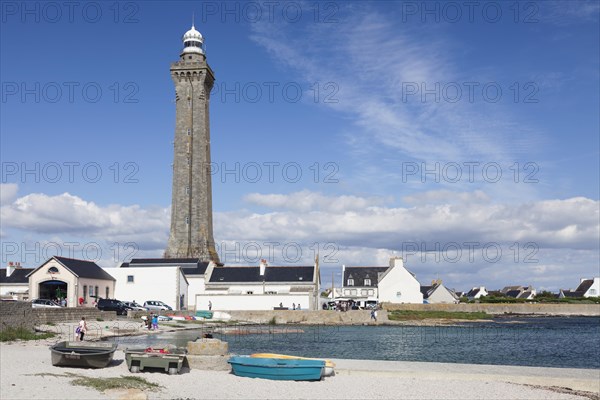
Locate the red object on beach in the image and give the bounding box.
[145,347,169,354]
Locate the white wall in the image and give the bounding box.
[107,267,188,310]
[584,278,600,297]
[378,258,423,304]
[186,276,206,308]
[427,285,459,304]
[0,284,29,296]
[195,293,312,311]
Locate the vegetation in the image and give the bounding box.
[71,375,160,391]
[96,318,104,321]
[0,327,55,342]
[388,310,493,320]
[267,316,277,325]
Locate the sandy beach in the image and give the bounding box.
[1,325,599,400]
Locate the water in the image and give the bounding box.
[105,316,600,369]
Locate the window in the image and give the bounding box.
[48,266,59,274]
[351,289,357,296]
[368,289,374,296]
[94,286,98,297]
[89,286,94,296]
[589,289,597,295]
[105,287,109,298]
[364,279,371,286]
[187,128,191,136]
[361,289,368,296]
[185,216,190,224]
[83,285,87,301]
[347,279,354,286]
[127,275,134,283]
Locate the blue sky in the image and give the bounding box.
[1,1,599,292]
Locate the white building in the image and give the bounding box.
[466,286,488,300]
[341,257,423,305]
[559,277,600,298]
[28,256,116,307]
[421,281,459,304]
[196,260,320,311]
[0,262,32,300]
[106,266,188,310]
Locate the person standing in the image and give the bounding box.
[152,313,159,330]
[208,301,212,311]
[78,317,87,341]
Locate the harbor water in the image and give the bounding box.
[105,316,600,369]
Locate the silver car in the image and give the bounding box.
[143,300,172,311]
[122,301,147,311]
[32,299,61,308]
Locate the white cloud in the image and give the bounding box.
[0,183,18,206]
[244,190,390,212]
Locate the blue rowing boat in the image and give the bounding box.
[228,355,325,381]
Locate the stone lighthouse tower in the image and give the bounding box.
[165,24,220,263]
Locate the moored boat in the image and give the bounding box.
[250,353,335,376]
[50,341,117,368]
[228,355,325,381]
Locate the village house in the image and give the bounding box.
[342,257,423,305]
[27,256,115,307]
[0,262,33,301]
[559,277,600,298]
[500,285,537,300]
[466,286,488,301]
[420,280,460,304]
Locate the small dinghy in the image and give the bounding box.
[228,355,325,381]
[250,353,335,377]
[50,341,117,368]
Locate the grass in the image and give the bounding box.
[31,373,160,392]
[0,327,56,342]
[71,375,160,391]
[96,318,104,321]
[388,310,493,320]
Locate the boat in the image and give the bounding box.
[228,355,325,381]
[250,353,335,377]
[125,346,187,375]
[50,341,117,368]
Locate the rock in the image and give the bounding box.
[184,354,230,371]
[187,338,228,356]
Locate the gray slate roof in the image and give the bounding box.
[0,268,33,284]
[343,267,389,287]
[209,266,314,283]
[575,279,594,293]
[123,258,209,276]
[28,257,115,281]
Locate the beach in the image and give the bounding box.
[1,333,599,400]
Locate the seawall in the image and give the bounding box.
[381,303,600,316]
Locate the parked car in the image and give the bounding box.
[122,301,147,311]
[32,299,61,308]
[97,298,132,315]
[143,300,173,311]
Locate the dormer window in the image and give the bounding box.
[347,278,354,286]
[364,278,371,286]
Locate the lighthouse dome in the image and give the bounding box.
[182,25,204,55]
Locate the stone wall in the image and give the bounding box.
[0,301,35,332]
[381,303,600,316]
[0,302,117,332]
[32,307,116,324]
[226,310,382,325]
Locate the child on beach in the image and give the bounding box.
[152,314,159,330]
[77,317,87,341]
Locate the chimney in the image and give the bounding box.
[259,259,267,276]
[389,257,403,268]
[6,261,18,277]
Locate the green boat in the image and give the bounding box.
[50,341,117,368]
[125,347,187,375]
